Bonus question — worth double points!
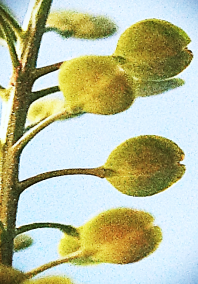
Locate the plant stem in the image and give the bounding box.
[0,0,53,265]
[20,0,53,69]
[0,81,32,265]
[16,222,79,237]
[0,4,22,39]
[0,15,20,69]
[25,250,84,279]
[12,110,83,156]
[30,86,60,103]
[18,167,106,193]
[32,62,64,80]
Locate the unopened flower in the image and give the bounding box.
[46,11,117,39]
[113,19,193,81]
[59,55,135,115]
[104,135,185,196]
[79,207,162,264]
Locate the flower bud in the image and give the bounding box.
[104,135,185,196]
[22,276,74,284]
[113,19,193,81]
[0,264,27,284]
[14,234,33,252]
[79,208,162,264]
[27,97,65,124]
[59,55,135,115]
[46,11,117,39]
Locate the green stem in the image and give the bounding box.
[30,86,60,103]
[0,0,53,266]
[21,0,53,69]
[12,110,83,155]
[25,250,84,279]
[0,15,20,69]
[0,4,22,39]
[16,223,79,237]
[18,166,106,193]
[32,62,64,80]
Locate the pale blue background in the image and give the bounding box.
[1,0,198,283]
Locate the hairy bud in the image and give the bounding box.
[46,10,117,39]
[79,208,162,264]
[14,234,33,252]
[104,135,185,196]
[59,55,135,115]
[27,97,65,124]
[113,19,193,81]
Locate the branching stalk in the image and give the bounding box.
[0,0,54,265]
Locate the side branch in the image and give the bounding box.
[0,4,22,38]
[16,222,79,237]
[32,62,63,80]
[0,15,20,69]
[30,86,60,103]
[18,167,106,193]
[12,110,82,155]
[25,250,84,279]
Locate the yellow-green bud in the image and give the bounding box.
[104,135,185,196]
[79,208,162,264]
[113,19,193,81]
[46,11,117,39]
[22,276,74,284]
[14,234,33,252]
[59,55,135,115]
[27,97,65,124]
[0,264,27,284]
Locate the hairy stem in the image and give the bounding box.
[32,62,64,80]
[12,110,83,155]
[0,15,20,69]
[21,0,53,69]
[25,250,84,279]
[16,222,79,237]
[0,4,22,38]
[18,166,106,193]
[0,0,53,265]
[30,86,60,103]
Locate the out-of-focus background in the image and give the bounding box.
[1,0,198,283]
